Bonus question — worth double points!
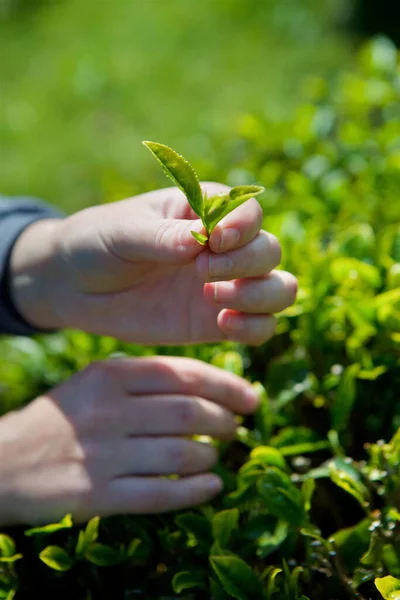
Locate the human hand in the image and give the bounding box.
[0,356,259,526]
[10,183,297,345]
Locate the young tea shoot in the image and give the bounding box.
[143,141,264,245]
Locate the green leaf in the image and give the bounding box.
[212,509,239,548]
[258,468,307,527]
[143,141,203,216]
[229,185,264,202]
[209,577,230,600]
[175,512,212,547]
[25,513,73,536]
[85,543,122,567]
[331,364,360,430]
[329,459,369,509]
[39,546,74,571]
[204,185,264,235]
[0,536,15,559]
[250,446,288,472]
[330,518,371,571]
[266,567,283,598]
[301,478,316,513]
[172,571,204,593]
[85,542,123,567]
[191,230,209,245]
[257,520,289,558]
[75,516,100,556]
[375,576,400,599]
[210,555,264,600]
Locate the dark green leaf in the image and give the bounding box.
[85,543,122,567]
[210,555,264,600]
[212,509,239,548]
[258,468,307,527]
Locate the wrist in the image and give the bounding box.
[8,218,66,331]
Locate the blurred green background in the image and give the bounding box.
[0,0,359,212]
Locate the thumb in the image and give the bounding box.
[117,217,207,264]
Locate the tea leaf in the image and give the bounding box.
[212,509,239,548]
[258,467,307,527]
[375,576,400,599]
[143,141,203,216]
[84,543,122,567]
[204,185,264,234]
[210,555,264,600]
[39,546,74,572]
[172,571,204,593]
[25,514,73,537]
[191,230,209,245]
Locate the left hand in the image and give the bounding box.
[10,183,297,345]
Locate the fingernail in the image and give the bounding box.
[220,228,240,251]
[209,254,233,279]
[213,281,234,303]
[207,476,223,494]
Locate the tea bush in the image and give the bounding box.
[0,37,399,600]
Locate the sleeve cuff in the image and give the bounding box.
[0,197,65,336]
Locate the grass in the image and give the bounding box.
[0,0,352,212]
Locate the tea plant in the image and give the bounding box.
[0,36,399,600]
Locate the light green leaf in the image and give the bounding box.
[85,543,122,567]
[258,467,307,527]
[375,575,400,599]
[301,478,316,513]
[191,231,209,245]
[0,535,16,558]
[229,185,265,202]
[212,509,239,548]
[75,516,100,556]
[329,459,369,508]
[266,567,283,598]
[210,555,264,600]
[143,141,203,216]
[204,185,264,235]
[25,514,73,536]
[172,571,204,593]
[250,446,288,472]
[39,545,74,571]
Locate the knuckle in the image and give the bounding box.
[154,220,172,250]
[169,442,191,473]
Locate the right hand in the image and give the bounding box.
[0,356,259,526]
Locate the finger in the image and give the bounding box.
[196,230,281,283]
[121,395,237,439]
[103,474,223,515]
[101,356,259,413]
[114,437,218,477]
[204,271,298,314]
[208,197,263,253]
[218,310,277,346]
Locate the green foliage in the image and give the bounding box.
[0,36,399,600]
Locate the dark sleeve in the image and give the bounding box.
[0,196,65,336]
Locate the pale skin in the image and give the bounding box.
[0,183,297,525]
